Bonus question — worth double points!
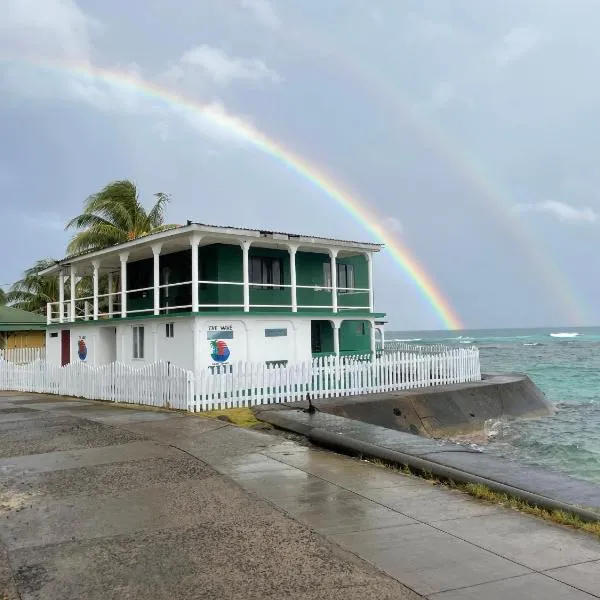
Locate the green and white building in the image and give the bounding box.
[41,223,386,375]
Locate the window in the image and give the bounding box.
[50,332,58,338]
[250,256,283,290]
[265,328,287,337]
[133,326,145,359]
[165,323,174,338]
[207,330,234,340]
[322,262,355,293]
[337,264,355,293]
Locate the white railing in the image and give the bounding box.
[0,348,481,412]
[46,279,372,323]
[0,359,191,410]
[378,342,456,354]
[0,347,46,364]
[190,348,481,411]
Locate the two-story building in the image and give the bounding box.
[41,223,386,376]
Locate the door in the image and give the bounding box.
[61,330,70,366]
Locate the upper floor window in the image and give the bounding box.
[322,262,355,293]
[250,256,283,290]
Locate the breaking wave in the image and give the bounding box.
[550,332,580,338]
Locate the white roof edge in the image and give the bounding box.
[40,223,383,276]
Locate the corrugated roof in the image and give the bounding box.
[0,305,47,329]
[61,222,382,261]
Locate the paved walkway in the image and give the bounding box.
[0,393,599,599]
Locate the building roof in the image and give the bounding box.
[0,305,47,331]
[41,222,383,276]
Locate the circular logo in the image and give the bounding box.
[210,340,230,363]
[78,339,88,361]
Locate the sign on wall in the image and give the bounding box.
[77,336,88,361]
[207,325,233,364]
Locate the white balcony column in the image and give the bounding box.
[119,252,129,318]
[69,265,77,323]
[365,252,374,312]
[241,240,252,312]
[190,234,202,312]
[108,272,114,318]
[92,260,100,320]
[332,321,340,356]
[152,243,162,316]
[58,270,65,324]
[329,249,338,313]
[46,303,52,325]
[289,245,298,312]
[370,320,376,355]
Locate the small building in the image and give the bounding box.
[0,305,46,350]
[40,223,386,375]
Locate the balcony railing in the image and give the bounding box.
[47,279,371,324]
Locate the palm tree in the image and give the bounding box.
[65,180,175,255]
[7,259,62,314]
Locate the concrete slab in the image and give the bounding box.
[8,520,420,600]
[1,455,214,507]
[363,484,502,522]
[1,478,274,550]
[0,415,147,458]
[330,523,530,596]
[0,440,175,475]
[21,401,95,410]
[435,513,600,571]
[428,572,596,599]
[544,560,600,597]
[265,448,429,492]
[214,452,300,474]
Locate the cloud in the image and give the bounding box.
[0,0,99,61]
[494,26,544,67]
[514,201,598,223]
[179,45,281,85]
[240,0,281,30]
[431,81,456,108]
[383,216,403,233]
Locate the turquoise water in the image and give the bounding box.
[388,328,600,483]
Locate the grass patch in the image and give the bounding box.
[363,456,600,538]
[198,407,262,428]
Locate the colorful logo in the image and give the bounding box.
[77,338,88,361]
[210,340,230,363]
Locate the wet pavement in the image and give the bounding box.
[1,392,599,599]
[256,406,600,513]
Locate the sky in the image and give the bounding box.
[1,0,599,331]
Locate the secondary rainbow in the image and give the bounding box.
[1,57,464,330]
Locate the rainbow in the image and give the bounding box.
[283,32,590,326]
[0,57,464,329]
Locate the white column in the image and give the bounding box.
[241,240,251,312]
[192,318,201,379]
[46,303,52,325]
[152,243,162,316]
[366,252,374,312]
[329,249,338,313]
[289,245,298,312]
[69,265,76,323]
[370,320,376,355]
[190,234,201,312]
[58,271,65,324]
[108,272,114,318]
[333,321,340,355]
[92,260,100,320]
[120,252,129,318]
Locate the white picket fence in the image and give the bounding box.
[378,342,455,354]
[0,359,192,410]
[0,347,481,412]
[190,348,481,411]
[0,347,46,364]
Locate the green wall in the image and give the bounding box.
[339,320,371,354]
[123,243,371,315]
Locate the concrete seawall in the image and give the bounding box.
[300,373,553,438]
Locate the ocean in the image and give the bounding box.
[387,327,600,484]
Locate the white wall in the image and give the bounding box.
[45,315,315,373]
[46,330,61,366]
